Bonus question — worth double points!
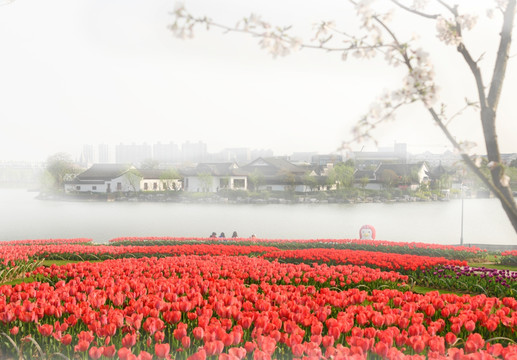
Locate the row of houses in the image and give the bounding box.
[64,157,434,194]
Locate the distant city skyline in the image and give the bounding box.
[3,138,517,168]
[1,1,516,163]
[0,139,505,166]
[75,140,459,166]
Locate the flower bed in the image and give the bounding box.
[0,238,93,246]
[109,237,485,261]
[261,248,467,273]
[0,244,277,262]
[0,256,515,359]
[500,250,517,267]
[419,265,517,298]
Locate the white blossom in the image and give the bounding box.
[290,37,302,51]
[436,16,461,46]
[356,0,376,30]
[312,21,335,43]
[258,31,299,58]
[457,14,478,31]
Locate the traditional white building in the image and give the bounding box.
[64,164,141,193]
[139,168,182,192]
[353,162,430,190]
[240,157,317,192]
[182,163,247,192]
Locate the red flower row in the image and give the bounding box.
[0,256,514,359]
[109,236,484,254]
[261,248,467,272]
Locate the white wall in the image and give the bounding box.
[185,176,247,192]
[64,183,107,193]
[184,176,216,192]
[141,179,182,191]
[107,174,141,192]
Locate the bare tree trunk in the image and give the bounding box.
[482,0,517,233]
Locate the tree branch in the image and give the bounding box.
[390,0,439,19]
[487,0,516,111]
[436,0,458,17]
[426,107,517,218]
[456,43,488,109]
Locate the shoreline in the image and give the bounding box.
[34,191,490,205]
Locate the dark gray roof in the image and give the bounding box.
[376,163,426,177]
[74,164,134,181]
[137,168,180,179]
[427,164,456,179]
[241,157,307,176]
[183,163,247,177]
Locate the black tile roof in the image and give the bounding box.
[75,164,134,181]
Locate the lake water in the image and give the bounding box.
[0,188,516,245]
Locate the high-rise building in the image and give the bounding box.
[182,141,208,163]
[220,148,252,163]
[98,144,111,163]
[153,142,181,164]
[80,144,95,167]
[115,143,152,165]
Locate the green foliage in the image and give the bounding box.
[43,153,81,192]
[302,171,319,191]
[380,169,398,189]
[359,176,369,189]
[124,168,143,191]
[328,162,355,190]
[247,169,265,191]
[197,172,213,192]
[160,168,181,190]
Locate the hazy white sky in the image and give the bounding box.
[0,0,515,162]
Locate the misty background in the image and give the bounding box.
[1,0,516,161]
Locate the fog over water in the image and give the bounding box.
[1,188,516,245]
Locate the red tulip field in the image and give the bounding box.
[0,237,515,359]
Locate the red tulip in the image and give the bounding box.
[74,340,90,352]
[122,333,137,348]
[464,319,476,332]
[228,347,247,360]
[465,333,485,354]
[155,343,170,359]
[181,336,191,349]
[88,346,104,360]
[37,324,53,337]
[187,349,206,360]
[137,351,153,360]
[118,347,133,360]
[9,326,19,336]
[103,345,116,358]
[61,334,72,346]
[193,326,204,340]
[445,332,457,345]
